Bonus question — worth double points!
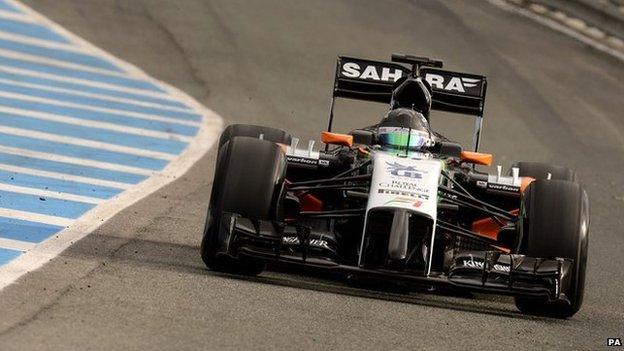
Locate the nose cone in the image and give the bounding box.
[360,207,432,271]
[387,209,410,265]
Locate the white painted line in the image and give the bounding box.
[0,30,87,53]
[0,145,155,176]
[607,36,624,49]
[0,0,224,290]
[0,105,193,142]
[550,10,568,22]
[488,0,624,63]
[528,3,548,14]
[0,76,195,113]
[584,27,606,40]
[0,90,202,128]
[0,163,131,189]
[0,48,125,76]
[0,208,73,227]
[0,65,181,101]
[0,183,102,204]
[0,125,177,160]
[0,9,36,24]
[0,238,35,252]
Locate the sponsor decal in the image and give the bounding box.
[476,180,487,188]
[338,60,484,97]
[379,179,430,194]
[462,255,510,273]
[424,73,481,94]
[378,188,429,200]
[282,236,331,250]
[383,196,423,208]
[340,62,404,82]
[385,161,427,179]
[487,183,520,193]
[287,155,327,167]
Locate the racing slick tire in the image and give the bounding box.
[201,136,287,275]
[218,124,292,150]
[515,179,589,318]
[511,162,577,182]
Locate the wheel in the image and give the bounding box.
[218,124,291,150]
[510,161,577,182]
[515,180,589,318]
[201,136,287,275]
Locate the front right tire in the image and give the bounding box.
[515,179,589,318]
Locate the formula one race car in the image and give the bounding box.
[201,54,589,318]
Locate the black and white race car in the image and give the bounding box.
[201,54,589,318]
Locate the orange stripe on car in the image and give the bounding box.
[471,209,519,247]
[321,131,353,147]
[460,150,493,166]
[520,176,535,193]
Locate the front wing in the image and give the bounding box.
[214,213,573,305]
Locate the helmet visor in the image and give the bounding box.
[377,126,431,150]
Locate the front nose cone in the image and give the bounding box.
[386,209,410,267]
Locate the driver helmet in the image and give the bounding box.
[377,108,433,151]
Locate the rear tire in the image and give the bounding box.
[218,124,291,150]
[514,180,589,318]
[511,162,577,182]
[201,136,287,275]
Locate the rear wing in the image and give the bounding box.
[334,57,409,104]
[329,56,488,151]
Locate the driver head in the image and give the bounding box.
[377,108,433,151]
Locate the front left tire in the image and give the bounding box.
[201,136,287,275]
[218,124,292,150]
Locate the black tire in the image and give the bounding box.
[201,136,287,275]
[218,124,291,150]
[515,180,589,318]
[511,162,577,182]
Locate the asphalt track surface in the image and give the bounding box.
[0,1,623,350]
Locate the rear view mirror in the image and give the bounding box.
[435,141,462,158]
[350,129,376,145]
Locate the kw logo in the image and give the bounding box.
[424,73,481,93]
